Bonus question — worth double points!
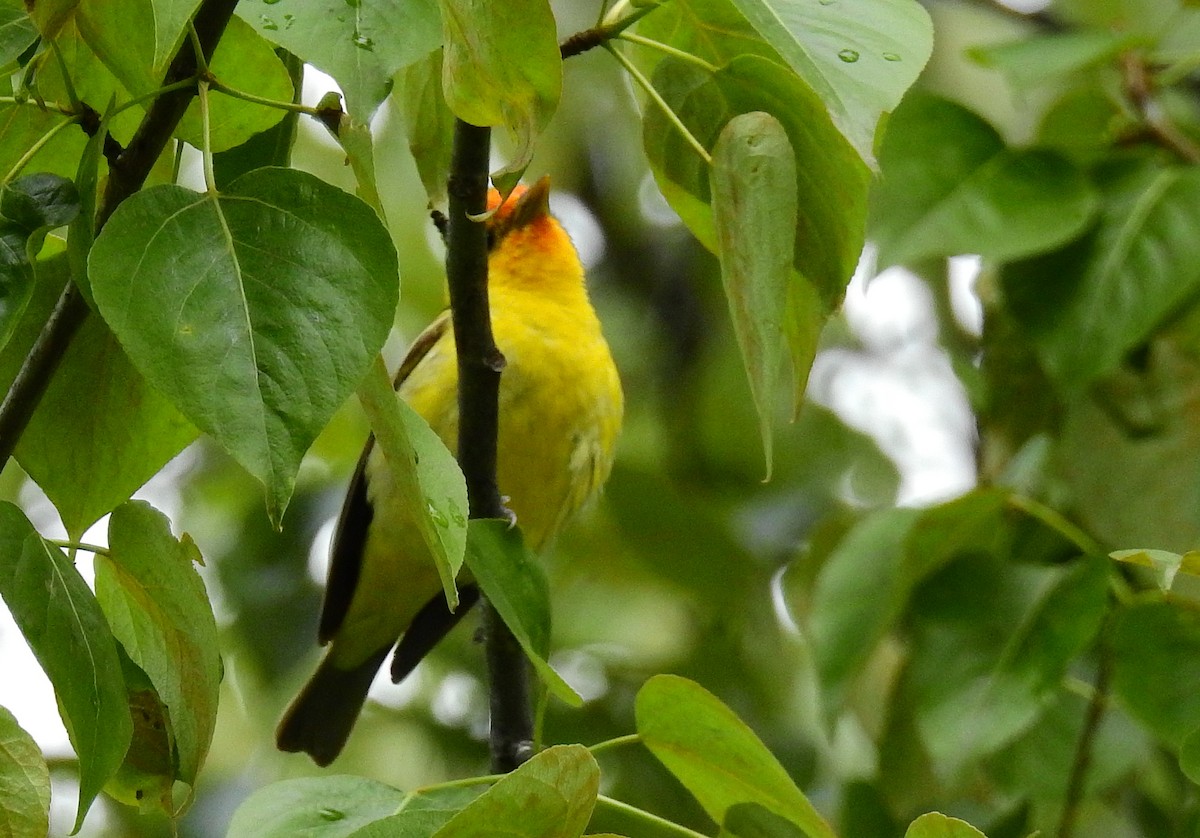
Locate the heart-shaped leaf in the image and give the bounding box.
[90,167,399,523]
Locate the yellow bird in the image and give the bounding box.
[276,178,623,766]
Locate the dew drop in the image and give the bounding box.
[259,14,278,29]
[818,0,836,5]
[427,503,449,528]
[318,809,345,822]
[263,0,283,5]
[283,12,295,27]
[883,52,901,61]
[837,48,859,63]
[353,34,374,50]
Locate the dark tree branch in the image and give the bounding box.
[1121,52,1200,165]
[444,118,533,772]
[0,0,241,467]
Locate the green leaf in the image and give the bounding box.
[709,111,796,478]
[15,314,197,540]
[969,30,1138,90]
[102,654,175,814]
[89,168,399,523]
[871,93,1097,267]
[636,675,835,838]
[75,0,203,93]
[723,0,932,165]
[349,812,461,837]
[95,501,221,788]
[643,56,869,409]
[348,785,490,836]
[238,0,442,121]
[226,775,407,838]
[463,519,582,706]
[437,0,561,191]
[176,16,293,152]
[0,174,79,350]
[0,1,37,67]
[0,705,50,838]
[904,812,987,838]
[25,0,75,38]
[1002,165,1200,390]
[949,557,1109,762]
[805,507,922,703]
[356,357,467,609]
[1110,548,1200,592]
[433,745,599,838]
[0,502,131,832]
[1111,601,1200,748]
[401,47,455,207]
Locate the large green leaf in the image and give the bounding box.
[0,502,131,832]
[16,315,198,540]
[1111,600,1200,748]
[636,675,835,838]
[0,706,49,838]
[969,30,1137,90]
[438,0,560,191]
[710,111,796,476]
[871,93,1097,267]
[643,56,868,412]
[723,0,931,165]
[226,775,407,838]
[95,502,221,787]
[89,167,399,523]
[239,0,442,120]
[0,104,87,181]
[463,519,581,706]
[433,745,599,838]
[1003,165,1200,390]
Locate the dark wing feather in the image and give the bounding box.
[390,584,481,683]
[318,312,452,643]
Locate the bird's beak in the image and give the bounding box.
[507,176,552,230]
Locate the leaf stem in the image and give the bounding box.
[47,38,82,113]
[0,96,74,114]
[618,32,718,74]
[1008,494,1102,556]
[2,115,79,184]
[588,732,641,755]
[209,80,323,117]
[49,540,110,556]
[595,795,713,838]
[111,78,201,118]
[1057,639,1112,838]
[604,42,712,165]
[197,80,218,195]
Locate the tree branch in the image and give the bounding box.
[444,118,533,772]
[0,0,241,467]
[1057,637,1112,838]
[1121,52,1200,165]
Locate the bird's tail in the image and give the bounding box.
[275,645,389,766]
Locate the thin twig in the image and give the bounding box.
[1057,639,1112,838]
[1122,51,1200,164]
[0,0,241,467]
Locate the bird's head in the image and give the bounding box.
[484,177,586,299]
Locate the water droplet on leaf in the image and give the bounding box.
[319,808,345,822]
[353,34,374,50]
[818,0,836,5]
[838,48,859,63]
[883,52,901,61]
[283,13,295,26]
[263,0,283,5]
[427,503,448,528]
[259,14,278,29]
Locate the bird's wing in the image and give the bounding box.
[318,311,452,644]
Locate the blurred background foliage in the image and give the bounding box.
[6,0,1200,835]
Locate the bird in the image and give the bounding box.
[276,177,623,766]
